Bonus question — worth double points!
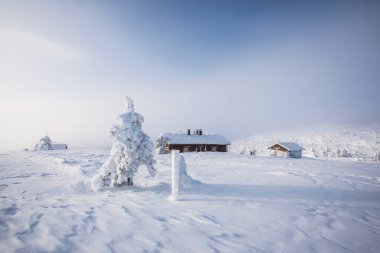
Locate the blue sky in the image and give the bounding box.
[0,0,379,151]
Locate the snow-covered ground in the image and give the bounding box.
[231,124,380,161]
[1,150,380,252]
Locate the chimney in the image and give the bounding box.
[187,129,191,135]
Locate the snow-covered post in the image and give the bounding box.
[170,150,180,201]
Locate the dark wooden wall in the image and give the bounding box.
[166,144,228,153]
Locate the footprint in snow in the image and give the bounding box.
[0,204,19,215]
[0,184,8,191]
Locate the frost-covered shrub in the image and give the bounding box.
[155,134,169,154]
[373,150,380,161]
[309,147,319,157]
[34,136,52,150]
[92,96,157,190]
[334,148,355,158]
[340,149,352,158]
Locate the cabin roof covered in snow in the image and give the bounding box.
[268,142,304,151]
[162,133,231,145]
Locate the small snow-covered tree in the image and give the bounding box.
[34,135,52,150]
[340,148,350,157]
[92,96,157,190]
[155,133,169,154]
[309,147,319,157]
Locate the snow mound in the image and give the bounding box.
[72,180,93,193]
[178,154,201,188]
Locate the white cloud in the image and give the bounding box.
[0,26,83,60]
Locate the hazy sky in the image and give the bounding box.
[1,0,379,151]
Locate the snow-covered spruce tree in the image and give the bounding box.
[92,96,157,190]
[34,135,52,150]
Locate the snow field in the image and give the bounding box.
[1,150,380,252]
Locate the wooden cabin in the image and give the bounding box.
[159,129,230,153]
[51,144,68,150]
[268,142,304,158]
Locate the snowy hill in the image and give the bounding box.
[230,124,380,161]
[1,150,380,252]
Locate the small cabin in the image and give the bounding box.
[158,129,230,153]
[268,142,304,158]
[51,144,68,150]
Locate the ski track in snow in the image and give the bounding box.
[0,150,380,252]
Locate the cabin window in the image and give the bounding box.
[211,146,217,152]
[183,146,191,152]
